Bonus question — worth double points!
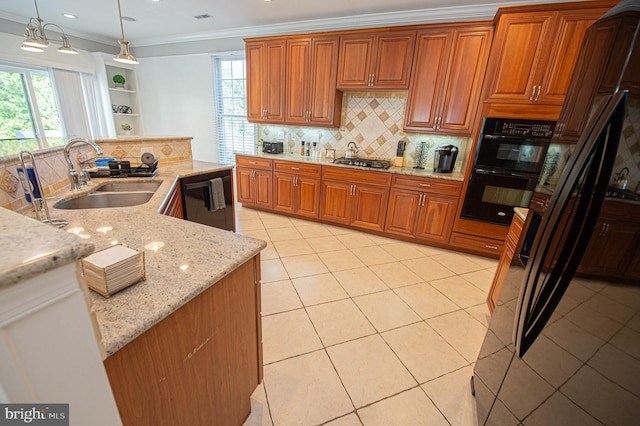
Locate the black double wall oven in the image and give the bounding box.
[461,118,555,225]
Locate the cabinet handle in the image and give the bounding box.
[350,184,356,196]
[535,85,542,101]
[368,74,374,86]
[291,167,300,171]
[293,176,298,186]
[251,170,255,179]
[249,161,257,165]
[419,183,431,187]
[485,245,498,250]
[529,86,536,101]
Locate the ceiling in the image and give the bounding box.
[0,0,563,48]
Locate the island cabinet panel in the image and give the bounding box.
[246,39,286,123]
[337,30,416,89]
[404,24,492,135]
[104,256,262,426]
[236,156,273,209]
[487,212,525,314]
[286,36,342,127]
[484,3,614,108]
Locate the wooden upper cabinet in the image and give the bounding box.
[246,39,286,123]
[337,31,416,89]
[484,12,555,104]
[286,36,342,127]
[537,8,612,105]
[485,3,612,107]
[404,24,492,135]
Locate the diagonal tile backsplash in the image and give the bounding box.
[259,91,470,171]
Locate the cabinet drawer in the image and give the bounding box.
[236,155,273,170]
[450,232,504,257]
[391,175,462,195]
[322,165,391,186]
[274,160,321,177]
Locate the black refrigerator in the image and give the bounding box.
[473,2,640,424]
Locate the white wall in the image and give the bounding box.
[137,55,218,162]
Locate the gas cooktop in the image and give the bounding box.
[333,157,392,169]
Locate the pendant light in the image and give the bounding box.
[114,0,138,64]
[21,0,78,55]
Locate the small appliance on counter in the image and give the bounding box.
[433,145,458,173]
[262,141,283,154]
[394,140,407,167]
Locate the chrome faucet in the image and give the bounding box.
[64,138,103,190]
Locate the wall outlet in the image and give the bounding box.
[312,133,320,143]
[277,131,285,141]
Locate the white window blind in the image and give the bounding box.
[213,54,256,164]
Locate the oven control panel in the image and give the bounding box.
[483,118,556,138]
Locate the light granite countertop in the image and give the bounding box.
[239,152,466,182]
[5,160,266,357]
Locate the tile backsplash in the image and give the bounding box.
[259,92,471,172]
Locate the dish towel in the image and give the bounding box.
[209,178,226,211]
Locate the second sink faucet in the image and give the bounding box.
[64,138,103,191]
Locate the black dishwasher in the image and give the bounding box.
[180,170,235,231]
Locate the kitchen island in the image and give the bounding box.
[4,160,267,425]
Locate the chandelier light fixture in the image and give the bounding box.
[21,0,78,54]
[114,0,138,64]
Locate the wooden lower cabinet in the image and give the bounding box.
[236,167,273,209]
[385,188,459,243]
[487,212,525,314]
[578,214,640,281]
[319,180,389,232]
[273,172,320,218]
[104,256,263,426]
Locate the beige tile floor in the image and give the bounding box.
[236,204,498,426]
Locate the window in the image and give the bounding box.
[0,66,64,157]
[213,54,256,164]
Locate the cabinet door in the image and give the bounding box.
[581,220,640,278]
[308,37,341,126]
[254,170,273,209]
[414,194,458,242]
[555,18,620,141]
[371,31,416,89]
[285,38,311,125]
[246,40,286,123]
[536,10,604,106]
[337,34,376,89]
[485,12,555,104]
[404,29,451,130]
[438,26,492,134]
[384,188,422,237]
[161,182,184,219]
[320,180,351,224]
[273,172,296,214]
[236,167,254,205]
[246,43,265,122]
[296,176,321,219]
[351,184,389,232]
[487,233,517,314]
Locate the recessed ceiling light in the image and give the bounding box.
[63,13,77,19]
[194,14,213,20]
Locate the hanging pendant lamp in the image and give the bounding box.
[113,0,138,64]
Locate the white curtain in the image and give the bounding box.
[50,68,92,139]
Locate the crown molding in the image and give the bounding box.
[131,0,566,47]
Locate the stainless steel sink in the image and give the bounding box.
[94,181,161,193]
[54,192,155,209]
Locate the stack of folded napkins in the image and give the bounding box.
[81,244,145,297]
